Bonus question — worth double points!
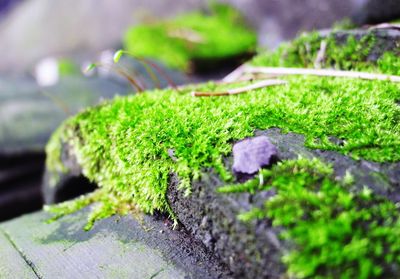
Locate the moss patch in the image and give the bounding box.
[44,26,400,277]
[219,157,400,278]
[46,73,400,229]
[123,3,257,71]
[252,31,400,75]
[58,59,81,76]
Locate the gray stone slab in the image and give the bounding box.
[0,213,182,279]
[0,208,227,279]
[0,229,38,279]
[0,75,130,154]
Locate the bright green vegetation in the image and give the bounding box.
[331,19,356,31]
[219,157,400,278]
[45,26,400,277]
[58,59,81,76]
[123,3,257,71]
[46,74,400,229]
[252,31,400,75]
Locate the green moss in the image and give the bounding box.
[45,126,67,188]
[46,74,400,229]
[58,59,81,76]
[251,31,400,75]
[377,52,400,76]
[219,157,400,278]
[331,19,357,31]
[123,3,257,71]
[45,191,134,231]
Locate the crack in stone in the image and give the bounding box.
[0,228,42,279]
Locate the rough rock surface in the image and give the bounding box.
[44,127,400,278]
[320,28,400,62]
[167,128,400,278]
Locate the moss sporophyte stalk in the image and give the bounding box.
[45,31,400,277]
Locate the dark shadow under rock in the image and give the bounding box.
[0,152,44,221]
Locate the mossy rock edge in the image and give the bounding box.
[43,28,400,278]
[43,127,400,278]
[252,28,400,75]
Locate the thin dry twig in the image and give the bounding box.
[90,62,144,92]
[39,90,71,116]
[222,64,247,83]
[141,58,180,91]
[116,50,180,91]
[216,73,279,85]
[192,79,287,97]
[225,65,400,83]
[113,65,145,92]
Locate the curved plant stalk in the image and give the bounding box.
[86,62,144,92]
[112,64,145,92]
[114,50,161,88]
[39,89,71,116]
[114,50,179,91]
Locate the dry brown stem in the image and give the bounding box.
[192,79,287,97]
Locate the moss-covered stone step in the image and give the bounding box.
[0,208,228,279]
[168,129,400,278]
[42,28,400,278]
[43,127,400,278]
[252,28,400,74]
[42,74,400,277]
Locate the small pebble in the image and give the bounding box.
[232,136,278,174]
